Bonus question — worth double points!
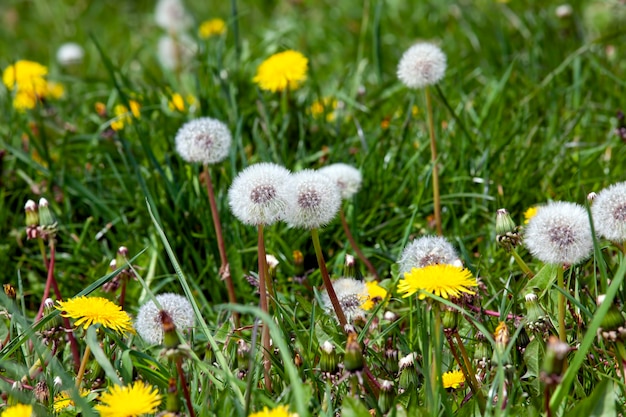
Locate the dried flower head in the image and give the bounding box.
[591,181,626,242]
[135,293,195,345]
[398,264,477,300]
[56,296,133,334]
[253,50,308,93]
[318,163,363,200]
[175,117,232,165]
[157,34,196,70]
[397,236,462,274]
[155,0,191,33]
[95,380,161,417]
[442,370,465,389]
[283,169,341,229]
[524,201,593,265]
[228,163,291,225]
[56,42,84,66]
[321,278,367,322]
[397,42,447,89]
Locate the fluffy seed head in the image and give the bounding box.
[591,181,626,242]
[56,43,84,66]
[283,170,341,229]
[175,117,232,165]
[318,163,363,200]
[524,201,593,265]
[228,163,290,226]
[157,34,196,70]
[135,293,195,345]
[397,42,447,89]
[155,0,191,33]
[321,278,367,323]
[398,236,462,274]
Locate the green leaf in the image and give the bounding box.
[568,379,616,417]
[341,396,372,417]
[522,338,545,397]
[522,263,558,299]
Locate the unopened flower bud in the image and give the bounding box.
[344,332,364,372]
[237,339,250,368]
[555,4,573,19]
[524,293,551,334]
[398,353,420,389]
[159,310,180,349]
[494,321,509,353]
[496,209,521,251]
[25,199,39,227]
[597,295,626,341]
[442,309,458,331]
[319,340,339,374]
[166,377,180,413]
[53,376,63,387]
[344,254,356,277]
[293,250,304,276]
[4,283,16,299]
[541,336,569,385]
[384,339,399,375]
[109,259,117,270]
[378,380,395,413]
[587,192,597,203]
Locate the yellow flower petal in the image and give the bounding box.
[397,264,477,300]
[253,50,308,93]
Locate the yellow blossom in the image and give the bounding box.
[361,281,387,310]
[397,264,478,300]
[523,206,538,224]
[168,93,197,112]
[111,100,141,131]
[309,97,338,122]
[45,81,65,99]
[2,60,47,92]
[253,50,308,93]
[0,403,32,417]
[13,91,38,111]
[442,370,465,389]
[53,388,92,412]
[248,405,298,417]
[56,296,134,334]
[199,18,226,38]
[94,381,161,417]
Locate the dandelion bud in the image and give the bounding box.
[37,198,58,238]
[266,254,279,271]
[384,339,399,375]
[344,254,356,278]
[473,338,491,369]
[383,311,398,322]
[378,380,395,413]
[159,310,180,349]
[4,283,16,299]
[53,376,63,387]
[24,199,39,227]
[319,340,339,374]
[524,293,551,334]
[495,208,521,251]
[343,332,364,372]
[541,336,569,385]
[555,4,573,19]
[398,353,421,389]
[293,250,304,276]
[597,295,626,342]
[166,377,180,413]
[441,309,458,331]
[494,321,509,354]
[237,339,251,368]
[587,192,597,203]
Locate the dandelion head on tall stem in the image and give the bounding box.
[174,117,232,165]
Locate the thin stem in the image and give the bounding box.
[446,332,477,394]
[454,331,486,413]
[510,249,534,278]
[257,224,272,391]
[425,86,442,236]
[429,305,442,414]
[176,358,197,417]
[311,228,348,329]
[339,207,379,280]
[203,164,239,328]
[557,267,567,343]
[76,344,91,388]
[36,239,57,321]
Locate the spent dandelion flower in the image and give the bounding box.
[398,264,477,300]
[442,370,465,389]
[135,293,195,345]
[591,181,626,242]
[56,296,133,334]
[199,18,226,38]
[155,0,191,33]
[398,236,462,275]
[94,380,161,417]
[174,117,232,165]
[56,42,84,66]
[524,201,593,266]
[228,163,291,226]
[318,163,362,200]
[283,169,341,229]
[321,278,368,322]
[397,42,447,90]
[248,405,298,417]
[253,50,308,93]
[0,404,32,417]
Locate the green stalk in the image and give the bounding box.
[557,267,567,343]
[510,249,534,278]
[424,86,442,236]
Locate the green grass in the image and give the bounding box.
[1,0,626,415]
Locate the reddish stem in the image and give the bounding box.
[36,239,56,321]
[257,225,272,391]
[176,358,196,417]
[467,304,523,320]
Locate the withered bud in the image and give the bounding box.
[344,331,364,372]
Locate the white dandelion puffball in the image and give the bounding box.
[228,163,291,226]
[175,117,232,164]
[318,163,363,200]
[283,170,341,229]
[398,236,462,274]
[524,201,593,266]
[157,34,197,70]
[397,42,447,89]
[135,293,195,345]
[155,0,191,33]
[321,278,367,323]
[56,43,84,66]
[591,181,626,242]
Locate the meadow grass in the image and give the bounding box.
[1,0,626,415]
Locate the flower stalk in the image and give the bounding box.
[425,86,442,236]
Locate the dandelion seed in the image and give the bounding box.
[591,181,626,242]
[94,381,161,417]
[398,236,462,274]
[398,264,477,300]
[56,43,84,66]
[318,163,362,200]
[524,201,593,265]
[56,296,133,334]
[135,293,195,345]
[253,50,308,93]
[228,163,291,226]
[442,370,465,389]
[283,169,341,229]
[174,117,232,165]
[397,42,447,89]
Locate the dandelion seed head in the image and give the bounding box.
[321,278,367,323]
[398,236,461,274]
[56,43,84,66]
[524,201,593,265]
[318,163,363,200]
[155,0,191,33]
[592,181,626,242]
[175,117,232,165]
[284,170,340,229]
[397,42,447,89]
[135,293,195,345]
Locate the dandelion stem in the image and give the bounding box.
[76,344,91,388]
[257,224,272,391]
[311,228,348,329]
[430,305,443,413]
[510,249,534,278]
[36,239,57,321]
[339,207,379,280]
[203,164,239,328]
[557,267,567,343]
[453,331,486,413]
[425,86,442,236]
[176,358,197,417]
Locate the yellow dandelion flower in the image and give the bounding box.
[442,370,465,389]
[199,18,226,38]
[523,206,538,224]
[13,90,38,111]
[111,100,141,131]
[253,50,308,93]
[0,403,32,417]
[361,281,387,310]
[309,97,338,122]
[94,381,161,417]
[56,296,133,334]
[2,60,48,91]
[248,405,297,417]
[168,93,197,112]
[53,388,92,412]
[397,264,477,300]
[45,81,65,99]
